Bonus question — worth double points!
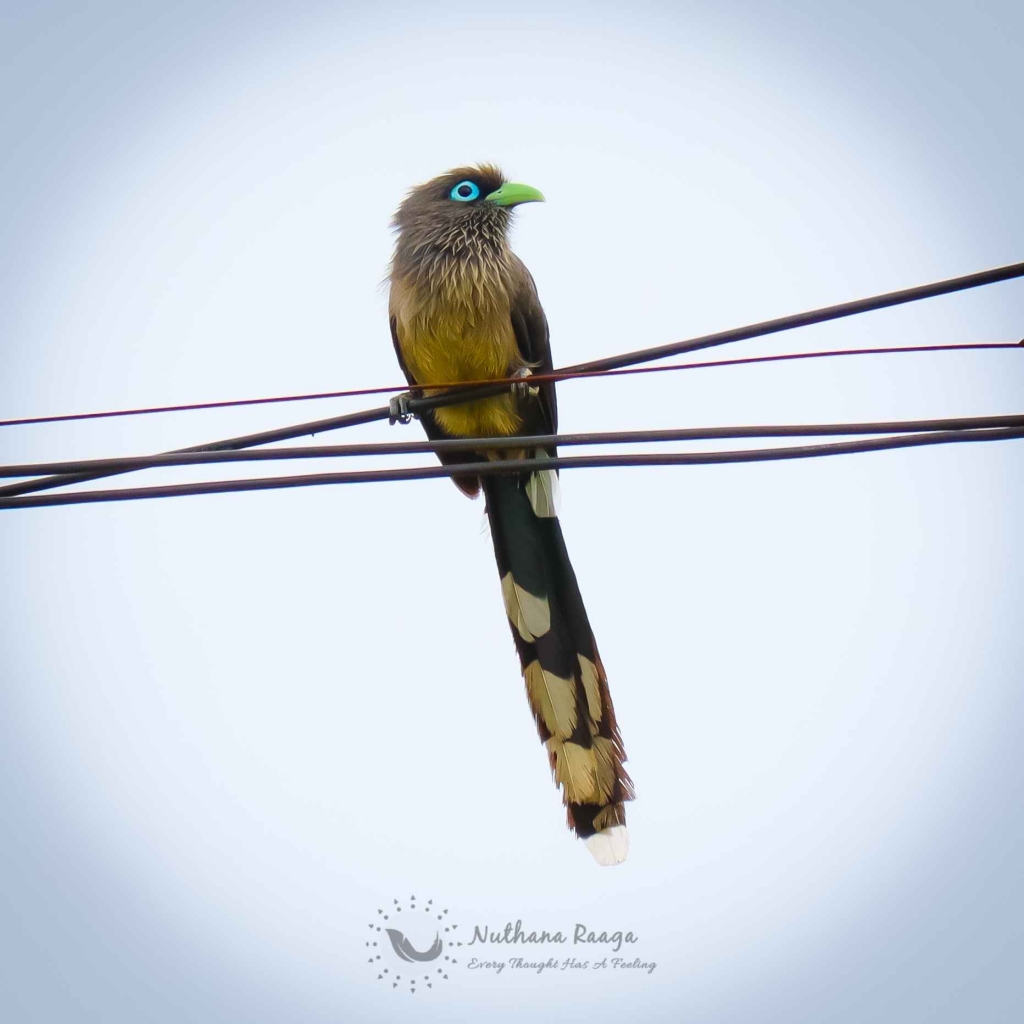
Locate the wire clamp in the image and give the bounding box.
[389,392,415,425]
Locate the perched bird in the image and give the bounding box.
[388,165,633,865]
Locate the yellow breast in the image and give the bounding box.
[391,277,524,438]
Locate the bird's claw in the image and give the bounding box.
[511,367,540,399]
[389,392,415,425]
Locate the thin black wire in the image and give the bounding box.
[2,340,1018,429]
[2,427,1021,510]
[3,415,1023,479]
[3,259,1022,501]
[560,262,1024,374]
[0,403,387,499]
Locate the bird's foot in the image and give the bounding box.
[389,392,415,425]
[511,367,540,399]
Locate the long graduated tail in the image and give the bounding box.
[483,470,633,865]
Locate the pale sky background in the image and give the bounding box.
[1,2,1022,1021]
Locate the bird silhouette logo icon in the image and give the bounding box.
[365,896,461,994]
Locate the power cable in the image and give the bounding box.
[2,260,1022,501]
[2,341,1018,429]
[2,427,1021,510]
[3,414,1022,479]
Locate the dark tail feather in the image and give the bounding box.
[483,471,633,864]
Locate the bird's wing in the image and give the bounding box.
[508,256,557,441]
[389,313,418,390]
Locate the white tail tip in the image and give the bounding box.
[586,825,629,866]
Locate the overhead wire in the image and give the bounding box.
[1,259,1022,503]
[1,341,1019,429]
[2,426,1021,510]
[3,414,1023,479]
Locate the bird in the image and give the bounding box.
[387,165,633,865]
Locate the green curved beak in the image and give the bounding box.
[484,182,545,207]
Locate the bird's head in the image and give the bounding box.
[391,164,544,256]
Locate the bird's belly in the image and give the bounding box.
[398,311,523,438]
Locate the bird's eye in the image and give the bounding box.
[450,180,480,202]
